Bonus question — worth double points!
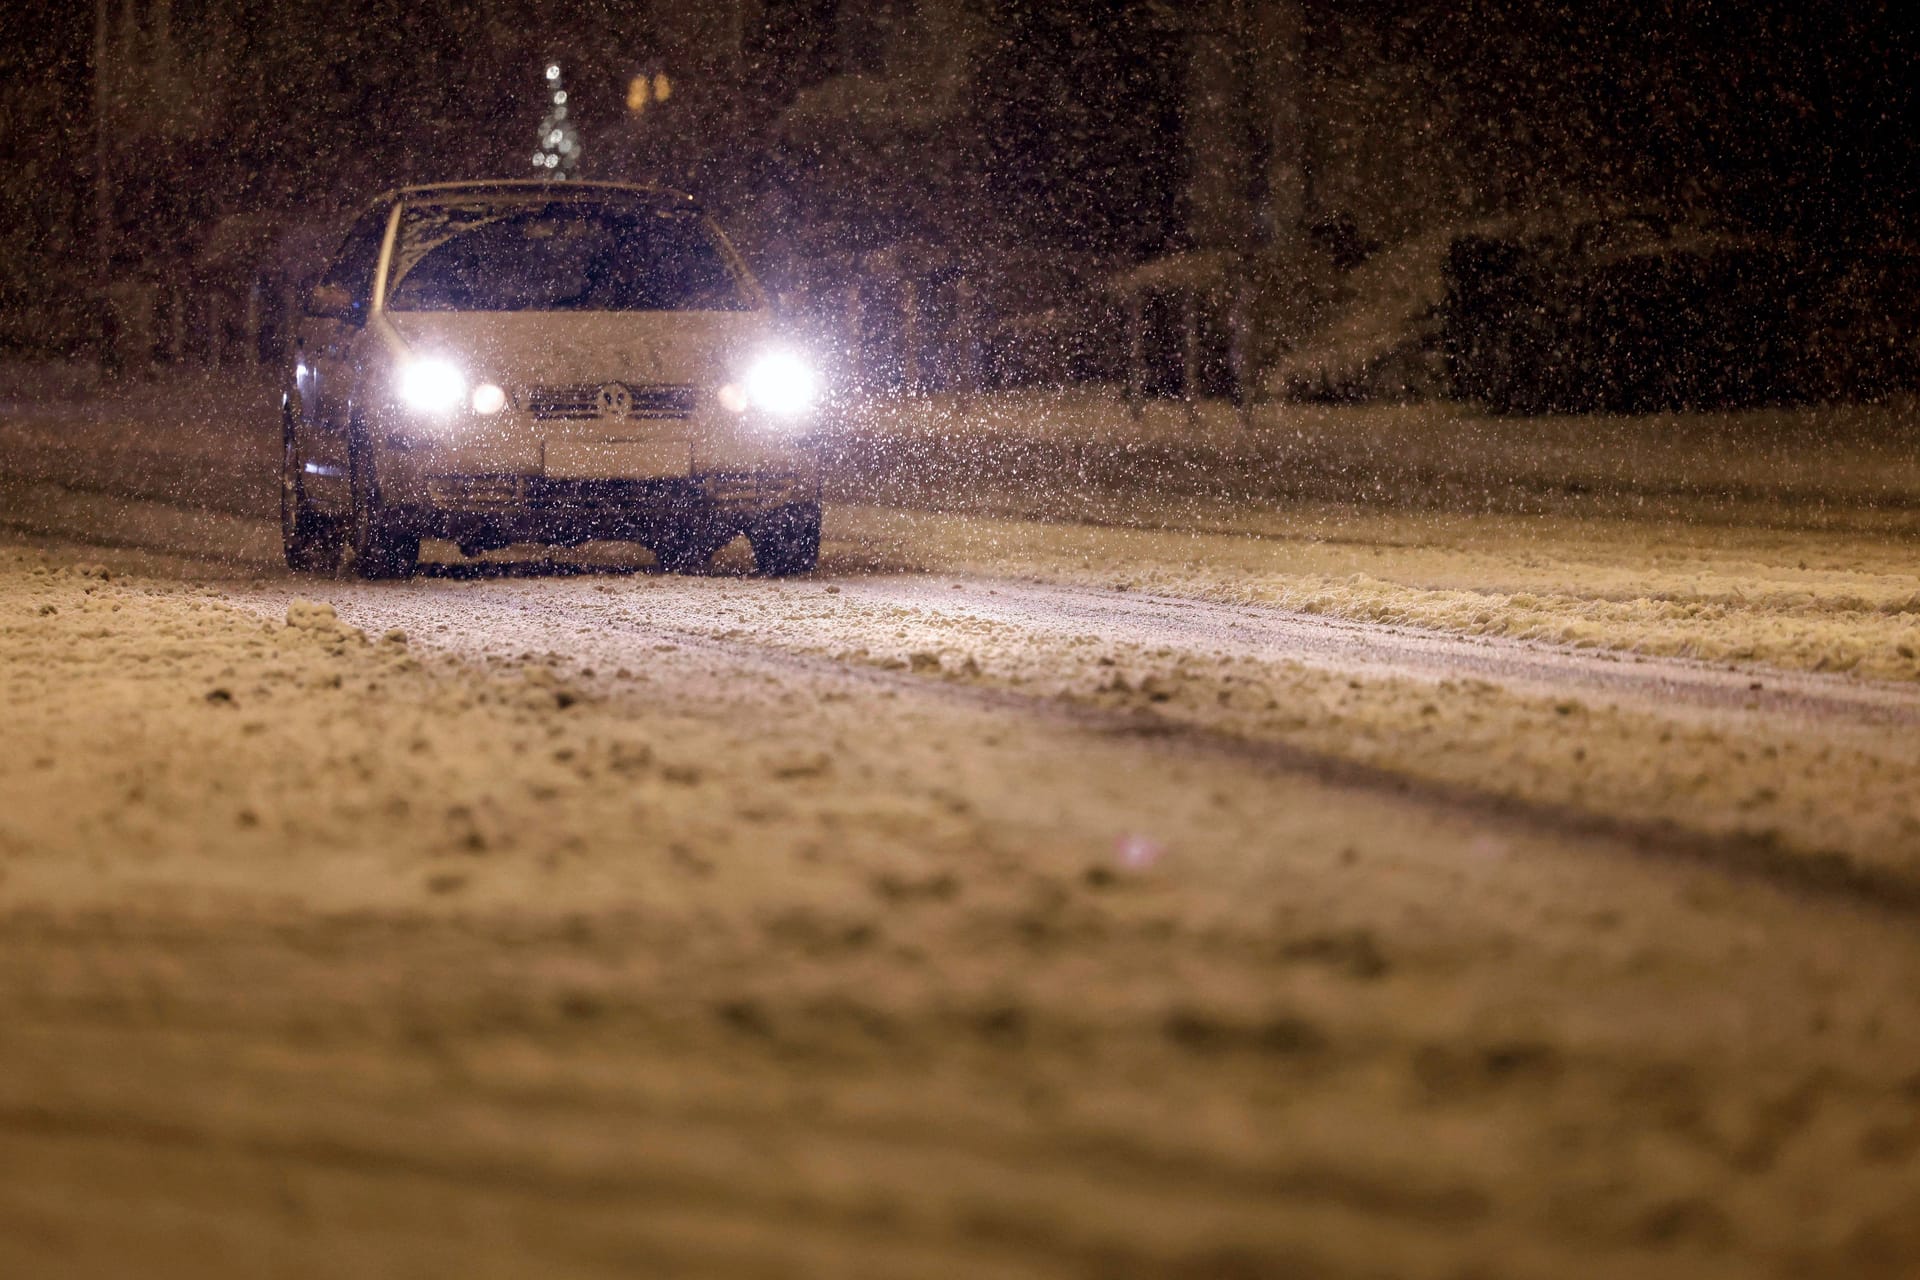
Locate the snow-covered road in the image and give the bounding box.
[4,384,1920,1277]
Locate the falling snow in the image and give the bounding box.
[3,2,1918,1276]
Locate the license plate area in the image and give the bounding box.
[544,439,691,479]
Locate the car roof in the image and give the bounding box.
[377,179,701,207]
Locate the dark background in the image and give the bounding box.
[2,0,1913,400]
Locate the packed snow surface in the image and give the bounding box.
[3,373,1920,1277]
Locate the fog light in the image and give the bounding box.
[716,383,749,413]
[471,382,507,415]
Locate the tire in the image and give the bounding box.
[650,522,723,575]
[748,502,821,577]
[347,420,420,580]
[281,402,343,574]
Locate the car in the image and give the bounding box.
[280,180,823,579]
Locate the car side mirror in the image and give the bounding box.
[307,283,359,323]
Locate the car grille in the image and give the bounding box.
[526,383,698,421]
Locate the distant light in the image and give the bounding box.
[548,129,563,145]
[653,73,672,102]
[627,75,648,112]
[546,64,560,80]
[553,90,567,104]
[545,154,559,168]
[531,151,546,166]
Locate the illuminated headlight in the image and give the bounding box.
[398,358,467,414]
[742,351,817,416]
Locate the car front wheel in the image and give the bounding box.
[348,423,420,580]
[281,403,343,574]
[650,522,724,575]
[748,502,821,577]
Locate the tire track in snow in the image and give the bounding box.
[208,573,1920,921]
[820,574,1920,734]
[12,470,1920,912]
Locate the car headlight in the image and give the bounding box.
[398,358,467,414]
[741,351,817,416]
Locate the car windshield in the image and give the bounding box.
[385,199,755,312]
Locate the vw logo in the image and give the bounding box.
[595,383,633,419]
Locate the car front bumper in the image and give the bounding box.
[393,467,821,548]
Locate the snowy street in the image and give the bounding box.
[2,380,1919,1277]
[9,1,1914,1271]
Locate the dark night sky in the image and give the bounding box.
[0,0,1913,286]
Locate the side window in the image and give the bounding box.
[315,207,390,312]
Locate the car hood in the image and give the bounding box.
[380,310,774,388]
